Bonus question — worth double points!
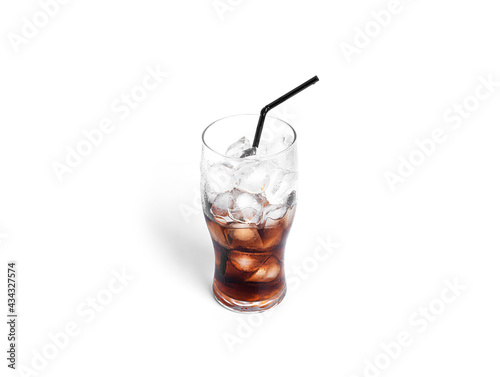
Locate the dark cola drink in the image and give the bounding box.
[206,201,296,310]
[201,114,298,312]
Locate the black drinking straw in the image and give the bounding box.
[241,76,319,157]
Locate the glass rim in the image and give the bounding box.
[201,113,297,161]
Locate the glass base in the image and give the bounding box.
[212,281,286,313]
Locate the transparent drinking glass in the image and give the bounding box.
[201,114,297,312]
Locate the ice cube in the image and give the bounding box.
[228,188,265,224]
[247,257,281,282]
[236,161,274,194]
[226,226,264,250]
[259,225,283,250]
[262,143,281,157]
[265,169,297,204]
[226,137,251,158]
[260,135,292,156]
[210,191,234,224]
[254,145,267,157]
[228,250,268,272]
[264,204,287,220]
[206,163,235,200]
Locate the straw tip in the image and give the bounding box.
[240,147,257,158]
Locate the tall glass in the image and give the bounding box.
[201,114,297,312]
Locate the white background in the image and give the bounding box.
[1,0,499,376]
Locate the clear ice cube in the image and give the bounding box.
[264,204,287,220]
[226,137,251,158]
[210,191,234,224]
[259,134,293,156]
[247,257,280,282]
[228,188,265,224]
[265,169,297,204]
[226,227,264,250]
[236,161,274,194]
[206,163,235,200]
[228,250,268,272]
